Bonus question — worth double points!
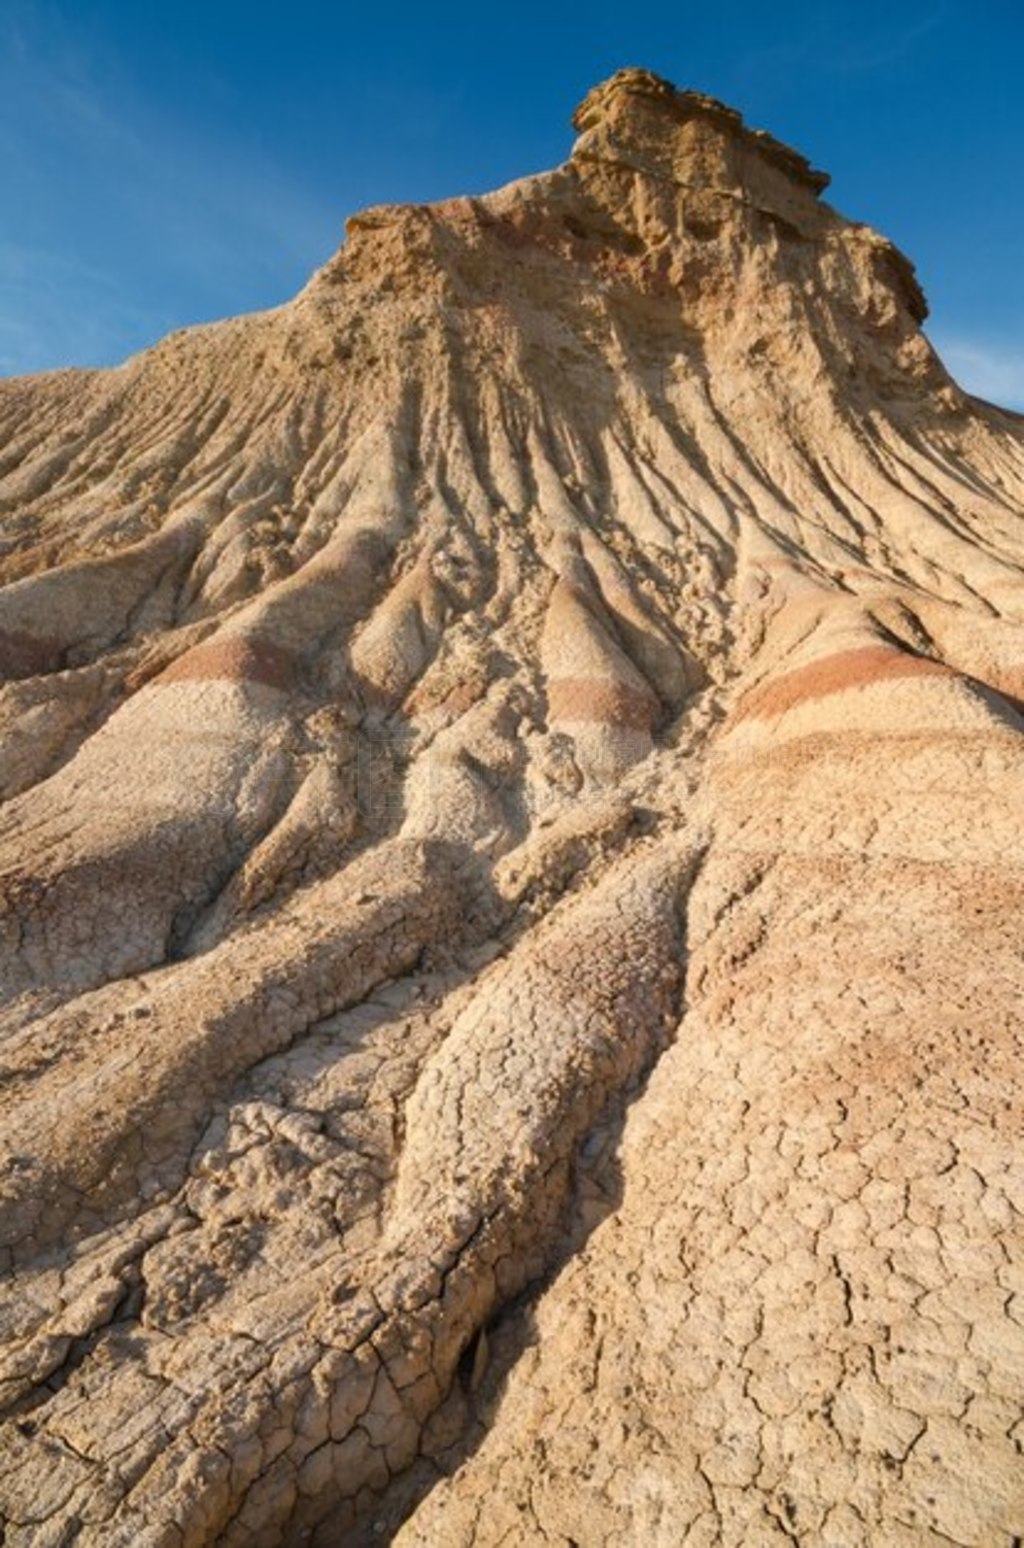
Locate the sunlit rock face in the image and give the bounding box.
[0,66,1022,1548]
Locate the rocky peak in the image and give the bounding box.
[314,66,931,345]
[570,66,831,230]
[565,67,931,331]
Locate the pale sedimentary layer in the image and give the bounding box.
[0,66,1022,1547]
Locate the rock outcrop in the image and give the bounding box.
[0,67,1022,1547]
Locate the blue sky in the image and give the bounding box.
[2,0,1022,407]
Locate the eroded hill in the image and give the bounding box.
[0,68,1022,1547]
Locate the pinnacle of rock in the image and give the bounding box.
[0,68,1022,1548]
[571,65,832,194]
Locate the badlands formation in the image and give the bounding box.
[0,66,1022,1547]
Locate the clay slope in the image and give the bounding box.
[0,67,1022,1547]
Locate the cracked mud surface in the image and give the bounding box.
[0,67,1022,1547]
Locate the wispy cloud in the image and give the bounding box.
[0,240,170,376]
[824,6,948,74]
[732,4,948,87]
[931,335,1024,412]
[0,1,340,374]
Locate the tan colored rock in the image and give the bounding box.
[0,65,1021,1548]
